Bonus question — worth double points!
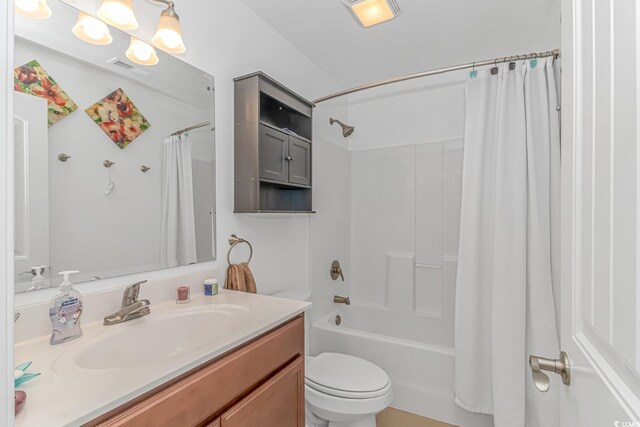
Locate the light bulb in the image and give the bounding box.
[97,0,138,30]
[15,0,52,19]
[152,11,186,53]
[126,37,158,66]
[103,3,130,25]
[132,42,152,61]
[83,17,107,40]
[157,30,180,49]
[72,12,112,45]
[16,0,38,12]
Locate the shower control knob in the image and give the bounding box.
[330,260,344,281]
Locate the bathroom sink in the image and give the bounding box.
[63,305,251,371]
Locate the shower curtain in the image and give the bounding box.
[454,58,561,427]
[160,134,197,268]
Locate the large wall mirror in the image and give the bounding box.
[13,0,216,293]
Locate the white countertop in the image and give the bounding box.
[14,290,310,427]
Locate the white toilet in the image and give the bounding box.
[305,353,393,427]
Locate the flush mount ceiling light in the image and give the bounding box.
[151,1,186,53]
[72,12,113,45]
[343,0,401,28]
[15,0,52,19]
[97,0,139,30]
[126,37,159,66]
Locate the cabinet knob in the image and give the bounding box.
[285,156,295,161]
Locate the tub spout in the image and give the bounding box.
[334,295,351,305]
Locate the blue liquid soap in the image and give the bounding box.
[49,270,83,345]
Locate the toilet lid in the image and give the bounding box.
[305,353,390,398]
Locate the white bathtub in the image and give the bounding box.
[310,305,493,427]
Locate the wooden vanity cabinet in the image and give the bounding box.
[90,315,305,427]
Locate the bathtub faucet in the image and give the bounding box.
[333,295,351,305]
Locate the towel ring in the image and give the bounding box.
[227,234,253,265]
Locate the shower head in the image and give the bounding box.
[329,118,355,138]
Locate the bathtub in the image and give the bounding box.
[310,305,493,427]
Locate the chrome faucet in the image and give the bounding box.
[104,280,150,326]
[333,295,351,305]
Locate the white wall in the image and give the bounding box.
[309,99,352,322]
[347,70,468,348]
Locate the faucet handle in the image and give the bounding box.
[122,280,147,306]
[330,260,344,281]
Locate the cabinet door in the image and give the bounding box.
[288,136,311,187]
[221,357,304,427]
[259,124,288,183]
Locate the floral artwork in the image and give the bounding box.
[85,88,151,149]
[14,60,78,126]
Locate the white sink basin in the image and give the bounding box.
[58,305,251,371]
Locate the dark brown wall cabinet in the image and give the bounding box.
[234,72,314,213]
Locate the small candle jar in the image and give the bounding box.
[176,285,190,304]
[204,278,218,296]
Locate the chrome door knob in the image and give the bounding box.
[529,351,571,392]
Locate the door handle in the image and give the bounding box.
[285,156,295,161]
[529,351,571,392]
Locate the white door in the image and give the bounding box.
[13,92,50,292]
[557,0,640,423]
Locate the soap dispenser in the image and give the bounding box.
[49,270,83,345]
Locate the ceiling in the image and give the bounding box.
[238,0,560,90]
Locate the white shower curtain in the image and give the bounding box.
[454,58,561,427]
[160,134,197,268]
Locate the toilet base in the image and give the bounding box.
[328,416,376,427]
[306,406,377,427]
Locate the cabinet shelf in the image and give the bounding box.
[234,72,314,213]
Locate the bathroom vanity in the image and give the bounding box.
[93,315,304,427]
[14,290,309,427]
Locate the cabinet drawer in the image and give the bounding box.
[94,316,304,427]
[221,356,304,427]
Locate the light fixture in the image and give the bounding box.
[72,12,113,45]
[97,0,138,30]
[151,1,186,53]
[15,0,52,19]
[126,37,159,66]
[345,0,401,28]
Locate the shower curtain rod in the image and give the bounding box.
[171,121,211,136]
[313,48,560,104]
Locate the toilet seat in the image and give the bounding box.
[305,353,391,399]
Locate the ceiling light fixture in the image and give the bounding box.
[15,0,52,19]
[151,1,186,53]
[344,0,401,28]
[126,37,159,66]
[97,0,138,30]
[72,12,113,45]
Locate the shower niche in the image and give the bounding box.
[234,72,314,213]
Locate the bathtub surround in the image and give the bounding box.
[455,58,560,426]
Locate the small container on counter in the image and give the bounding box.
[176,285,190,304]
[204,278,218,296]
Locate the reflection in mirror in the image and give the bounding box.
[13,0,216,293]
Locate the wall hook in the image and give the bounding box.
[58,153,71,162]
[103,160,115,168]
[140,165,151,173]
